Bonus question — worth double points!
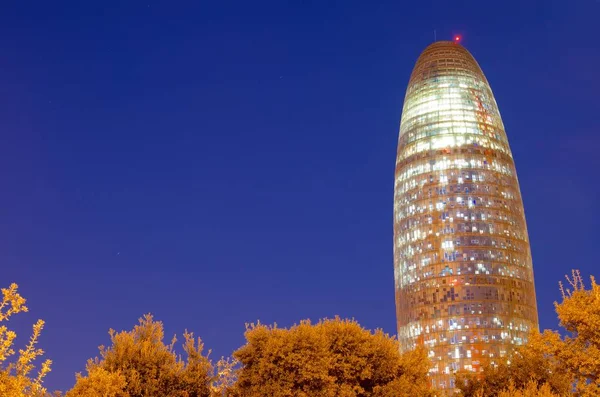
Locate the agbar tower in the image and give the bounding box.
[393,41,539,390]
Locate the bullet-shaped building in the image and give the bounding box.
[393,41,538,390]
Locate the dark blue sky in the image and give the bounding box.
[1,0,598,392]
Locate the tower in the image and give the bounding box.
[393,41,538,390]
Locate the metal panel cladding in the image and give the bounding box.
[394,41,539,390]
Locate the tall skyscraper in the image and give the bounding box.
[393,41,539,390]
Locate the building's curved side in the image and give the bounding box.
[393,41,538,390]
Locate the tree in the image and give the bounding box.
[496,380,560,397]
[66,314,214,397]
[211,357,239,397]
[0,283,52,397]
[457,269,600,397]
[540,270,600,396]
[230,317,433,397]
[455,330,572,396]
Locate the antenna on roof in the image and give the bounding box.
[434,29,437,42]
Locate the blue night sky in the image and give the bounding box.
[1,0,598,392]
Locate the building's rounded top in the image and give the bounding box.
[398,40,506,153]
[424,40,465,48]
[420,40,471,55]
[408,41,487,89]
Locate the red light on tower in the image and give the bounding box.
[454,35,461,43]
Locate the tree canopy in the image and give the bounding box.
[65,314,214,397]
[8,269,600,397]
[457,270,600,397]
[541,271,600,395]
[455,329,572,397]
[0,283,52,397]
[230,317,432,397]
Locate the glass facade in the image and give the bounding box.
[393,41,538,390]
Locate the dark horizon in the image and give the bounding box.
[1,0,598,392]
